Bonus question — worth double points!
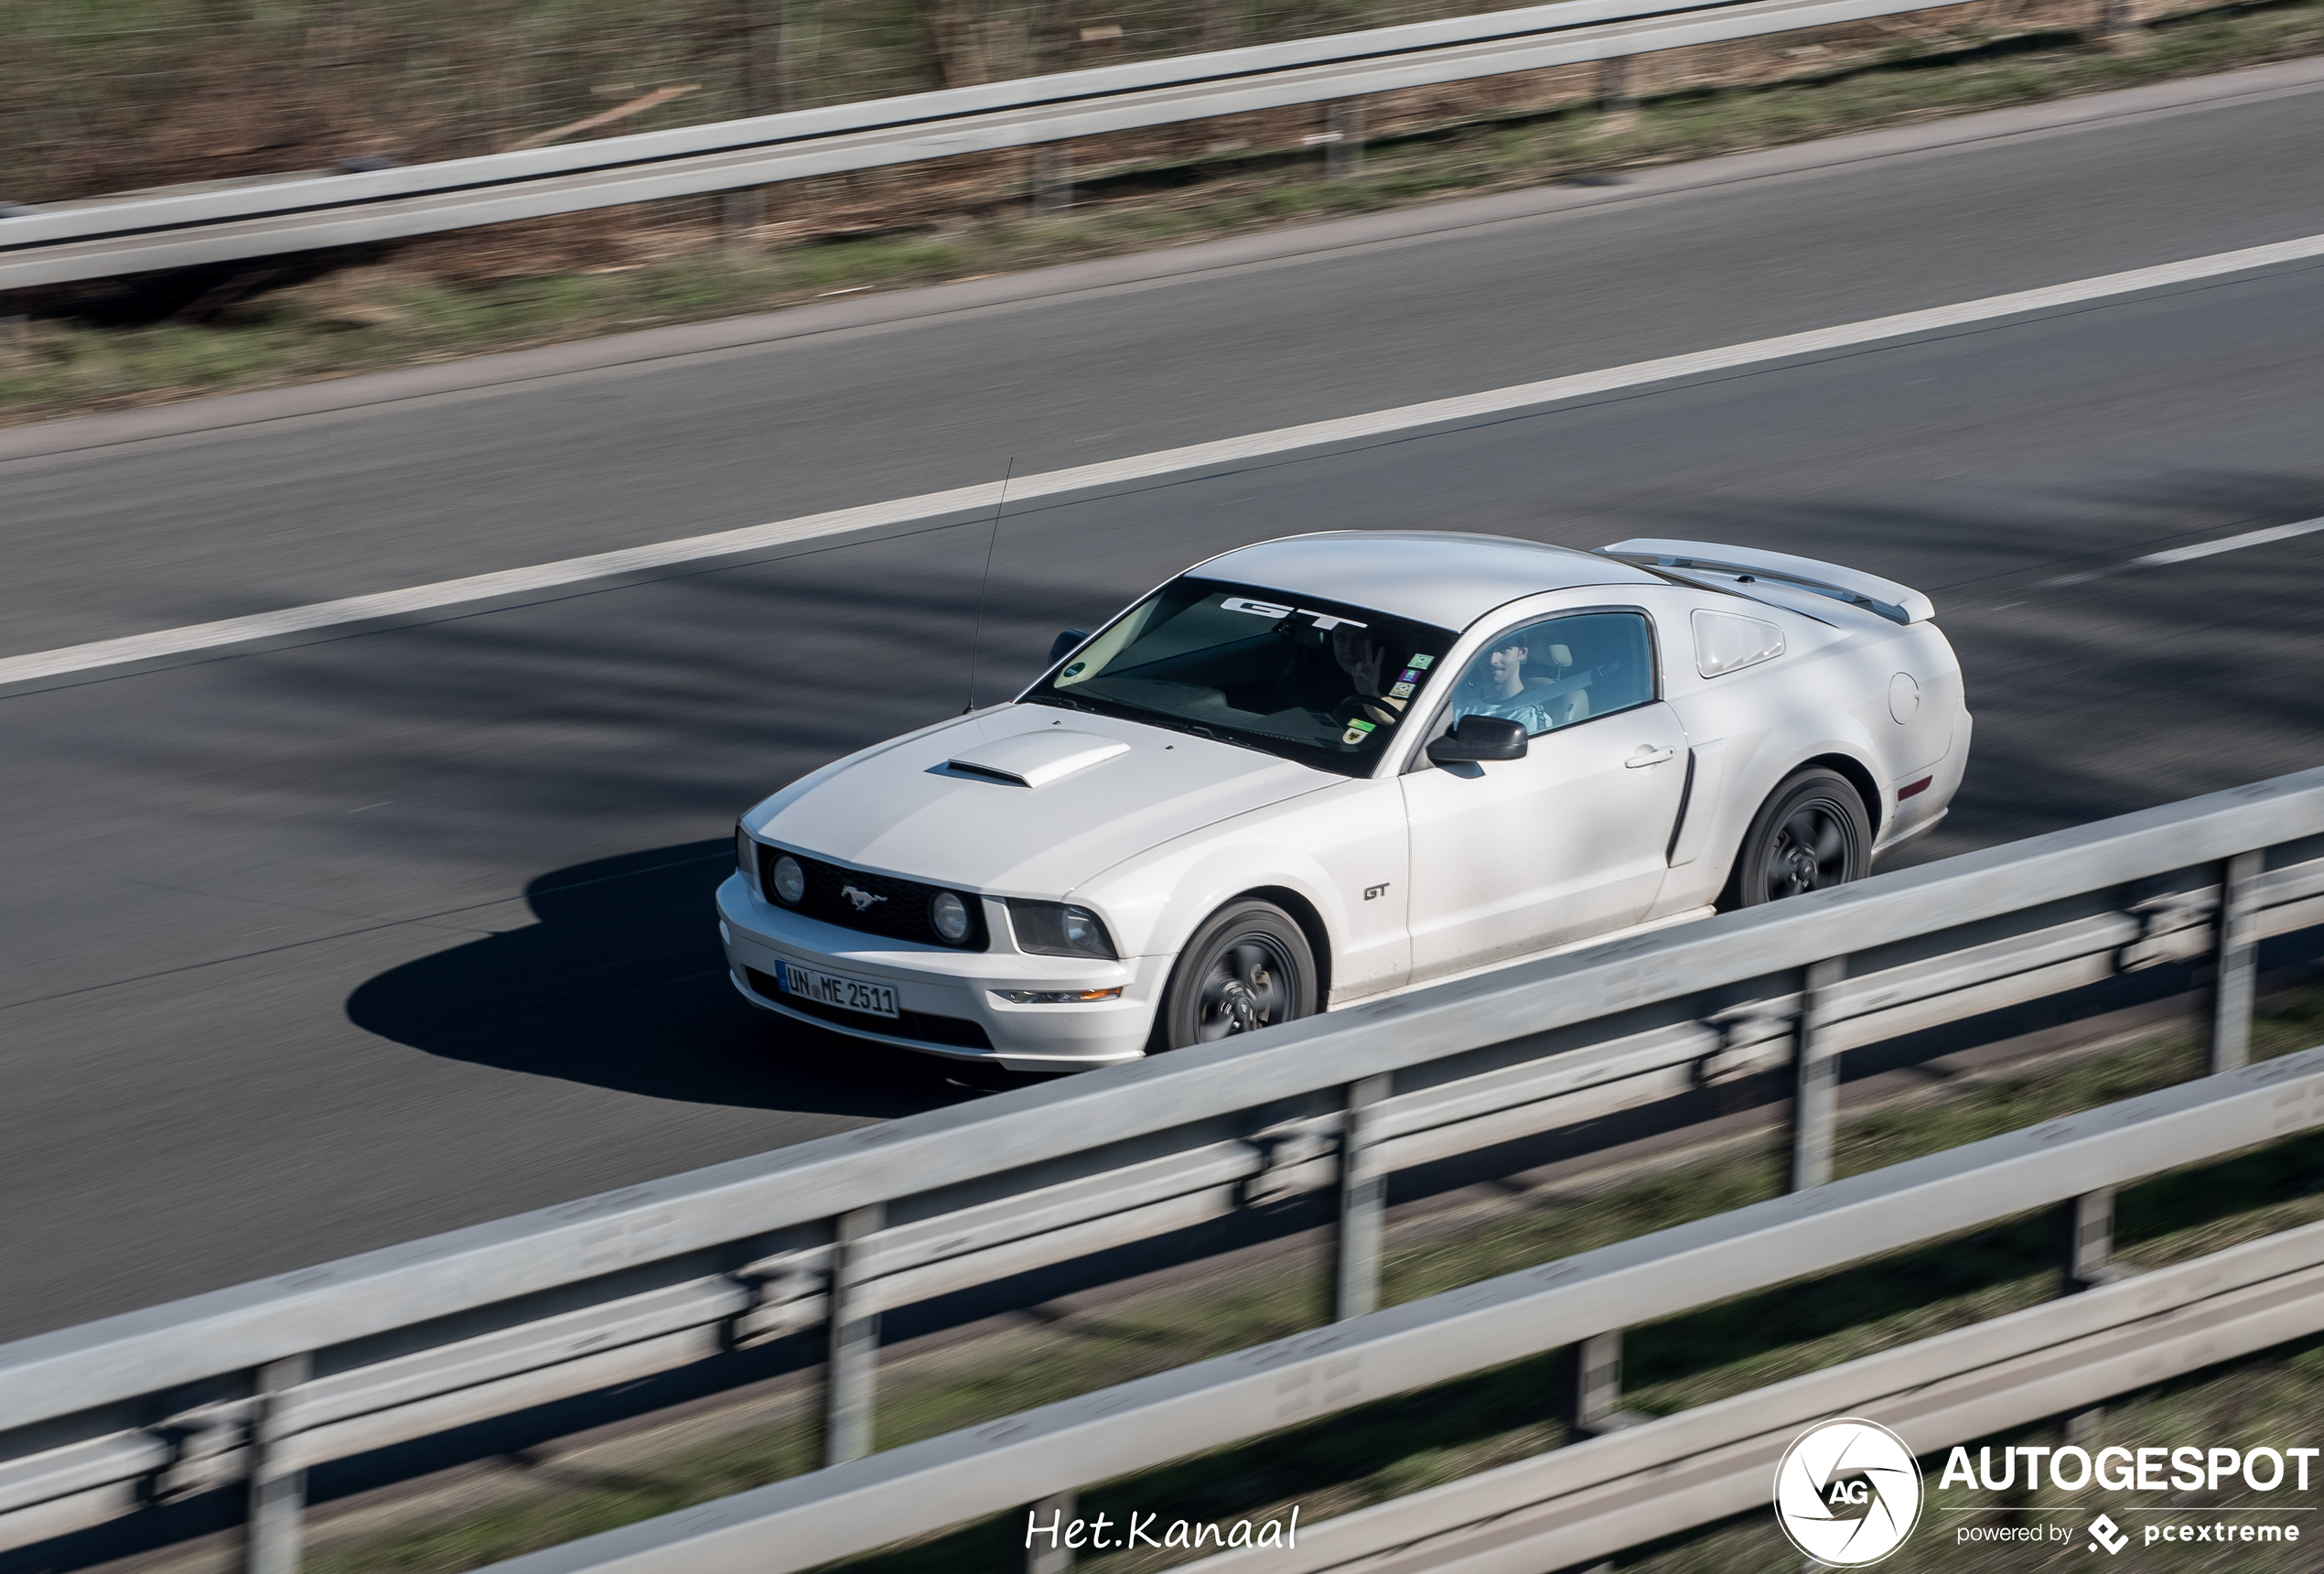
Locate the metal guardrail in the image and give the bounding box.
[1181,1205,2324,1574]
[473,1048,2324,1573]
[2,0,2093,291]
[3,765,2320,1571]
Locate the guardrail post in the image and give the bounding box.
[2058,1184,2121,1440]
[2211,849,2265,1073]
[824,1202,884,1467]
[1326,101,1365,178]
[2100,0,2147,49]
[244,1353,308,1574]
[1789,957,1846,1191]
[1563,1329,1646,1437]
[2060,1187,2132,1294]
[1033,146,1073,215]
[721,188,766,250]
[1025,1489,1077,1574]
[1597,59,1640,133]
[1335,1072,1393,1321]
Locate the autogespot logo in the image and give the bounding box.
[1774,1418,1924,1566]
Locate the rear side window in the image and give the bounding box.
[1446,610,1657,738]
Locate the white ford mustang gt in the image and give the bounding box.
[720,532,1969,1072]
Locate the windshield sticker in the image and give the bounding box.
[1218,596,1369,631]
[1389,681,1415,699]
[1408,653,1434,669]
[1340,718,1379,746]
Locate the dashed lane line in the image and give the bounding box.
[2133,516,2324,566]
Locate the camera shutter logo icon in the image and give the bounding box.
[1772,1418,1922,1566]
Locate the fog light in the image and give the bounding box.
[992,986,1124,1005]
[770,854,806,905]
[931,889,972,943]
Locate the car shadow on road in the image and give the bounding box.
[347,840,984,1118]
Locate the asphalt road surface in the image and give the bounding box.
[4,63,2323,1342]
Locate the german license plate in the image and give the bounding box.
[779,960,899,1019]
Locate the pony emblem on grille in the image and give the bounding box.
[841,885,887,911]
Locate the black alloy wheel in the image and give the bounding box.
[1157,900,1318,1051]
[1725,767,1873,909]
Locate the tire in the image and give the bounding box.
[1722,767,1873,910]
[1155,900,1319,1051]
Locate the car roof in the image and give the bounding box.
[1192,531,1661,631]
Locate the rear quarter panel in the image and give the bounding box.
[1657,592,1961,908]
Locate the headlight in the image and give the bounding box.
[770,854,806,905]
[736,825,758,894]
[1007,899,1117,959]
[931,889,972,944]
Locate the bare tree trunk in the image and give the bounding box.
[744,0,793,114]
[725,0,791,250]
[1199,0,1236,52]
[921,0,990,89]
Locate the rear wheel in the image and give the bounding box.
[1724,768,1872,909]
[1156,900,1318,1051]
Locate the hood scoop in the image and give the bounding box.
[945,729,1131,789]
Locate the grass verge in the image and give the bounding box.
[297,987,2324,1573]
[10,0,2324,427]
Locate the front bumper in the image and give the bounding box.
[715,874,1163,1072]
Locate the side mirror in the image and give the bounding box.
[1049,629,1090,663]
[1426,714,1528,765]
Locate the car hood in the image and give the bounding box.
[748,706,1333,895]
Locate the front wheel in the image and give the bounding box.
[1723,767,1872,909]
[1155,900,1318,1051]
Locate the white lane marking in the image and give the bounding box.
[7,230,2324,690]
[2133,516,2324,566]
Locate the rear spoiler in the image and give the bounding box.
[1599,538,1935,625]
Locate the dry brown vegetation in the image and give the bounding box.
[6,0,2322,425]
[5,0,1502,208]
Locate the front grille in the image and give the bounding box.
[758,845,987,950]
[745,968,994,1049]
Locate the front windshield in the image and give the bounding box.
[1025,577,1457,777]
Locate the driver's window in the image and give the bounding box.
[1448,611,1655,737]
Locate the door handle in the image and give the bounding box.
[1625,745,1677,768]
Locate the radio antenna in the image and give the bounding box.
[963,457,1016,715]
